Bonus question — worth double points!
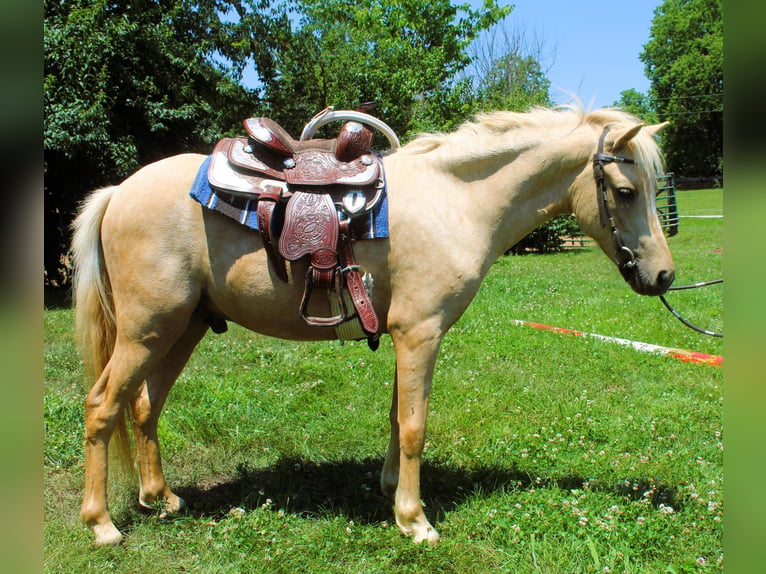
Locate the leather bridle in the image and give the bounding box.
[592,127,723,337]
[593,126,638,279]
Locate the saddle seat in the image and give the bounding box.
[207,113,387,346]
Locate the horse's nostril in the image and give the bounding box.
[658,270,675,290]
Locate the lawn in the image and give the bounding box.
[44,189,723,573]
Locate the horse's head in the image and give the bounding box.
[571,116,675,296]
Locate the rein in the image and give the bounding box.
[659,279,723,338]
[593,126,638,278]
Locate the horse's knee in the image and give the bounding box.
[398,425,426,458]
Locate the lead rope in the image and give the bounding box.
[659,279,723,338]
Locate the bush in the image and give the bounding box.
[507,214,582,255]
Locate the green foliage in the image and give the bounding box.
[613,88,659,125]
[264,0,511,138]
[44,0,289,285]
[44,192,721,571]
[474,52,551,112]
[408,77,478,135]
[640,0,723,177]
[407,43,553,136]
[507,214,583,255]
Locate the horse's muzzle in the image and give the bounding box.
[625,265,675,296]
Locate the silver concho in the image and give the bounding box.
[342,190,367,216]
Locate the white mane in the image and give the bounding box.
[401,105,665,190]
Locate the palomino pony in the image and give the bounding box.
[71,106,674,546]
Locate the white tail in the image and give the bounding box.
[70,186,134,476]
[70,187,117,381]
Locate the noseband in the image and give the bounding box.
[593,126,637,279]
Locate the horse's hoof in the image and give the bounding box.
[139,493,186,518]
[397,517,440,545]
[412,525,440,545]
[92,522,123,546]
[158,495,186,519]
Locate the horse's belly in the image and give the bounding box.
[203,225,391,341]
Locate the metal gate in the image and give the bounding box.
[656,172,679,237]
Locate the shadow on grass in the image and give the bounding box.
[169,456,678,526]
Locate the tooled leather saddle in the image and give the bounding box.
[207,109,398,348]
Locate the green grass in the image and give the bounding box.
[44,190,723,573]
[675,188,724,217]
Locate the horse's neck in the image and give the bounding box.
[451,136,592,261]
[384,129,592,278]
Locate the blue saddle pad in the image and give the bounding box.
[189,155,389,239]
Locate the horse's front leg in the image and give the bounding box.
[388,325,442,544]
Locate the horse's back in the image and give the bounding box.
[106,153,207,231]
[101,153,374,341]
[103,153,209,259]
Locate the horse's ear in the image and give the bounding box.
[643,121,670,139]
[610,124,644,153]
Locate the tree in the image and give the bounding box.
[466,24,552,112]
[613,89,659,124]
[640,0,723,177]
[407,20,554,152]
[264,0,511,138]
[475,53,550,110]
[44,0,288,287]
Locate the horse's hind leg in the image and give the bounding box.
[81,339,163,546]
[381,375,400,496]
[131,314,208,516]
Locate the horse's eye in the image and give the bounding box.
[616,187,635,199]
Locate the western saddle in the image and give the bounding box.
[207,108,400,348]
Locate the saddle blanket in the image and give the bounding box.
[189,155,389,239]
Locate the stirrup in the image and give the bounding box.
[299,267,347,327]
